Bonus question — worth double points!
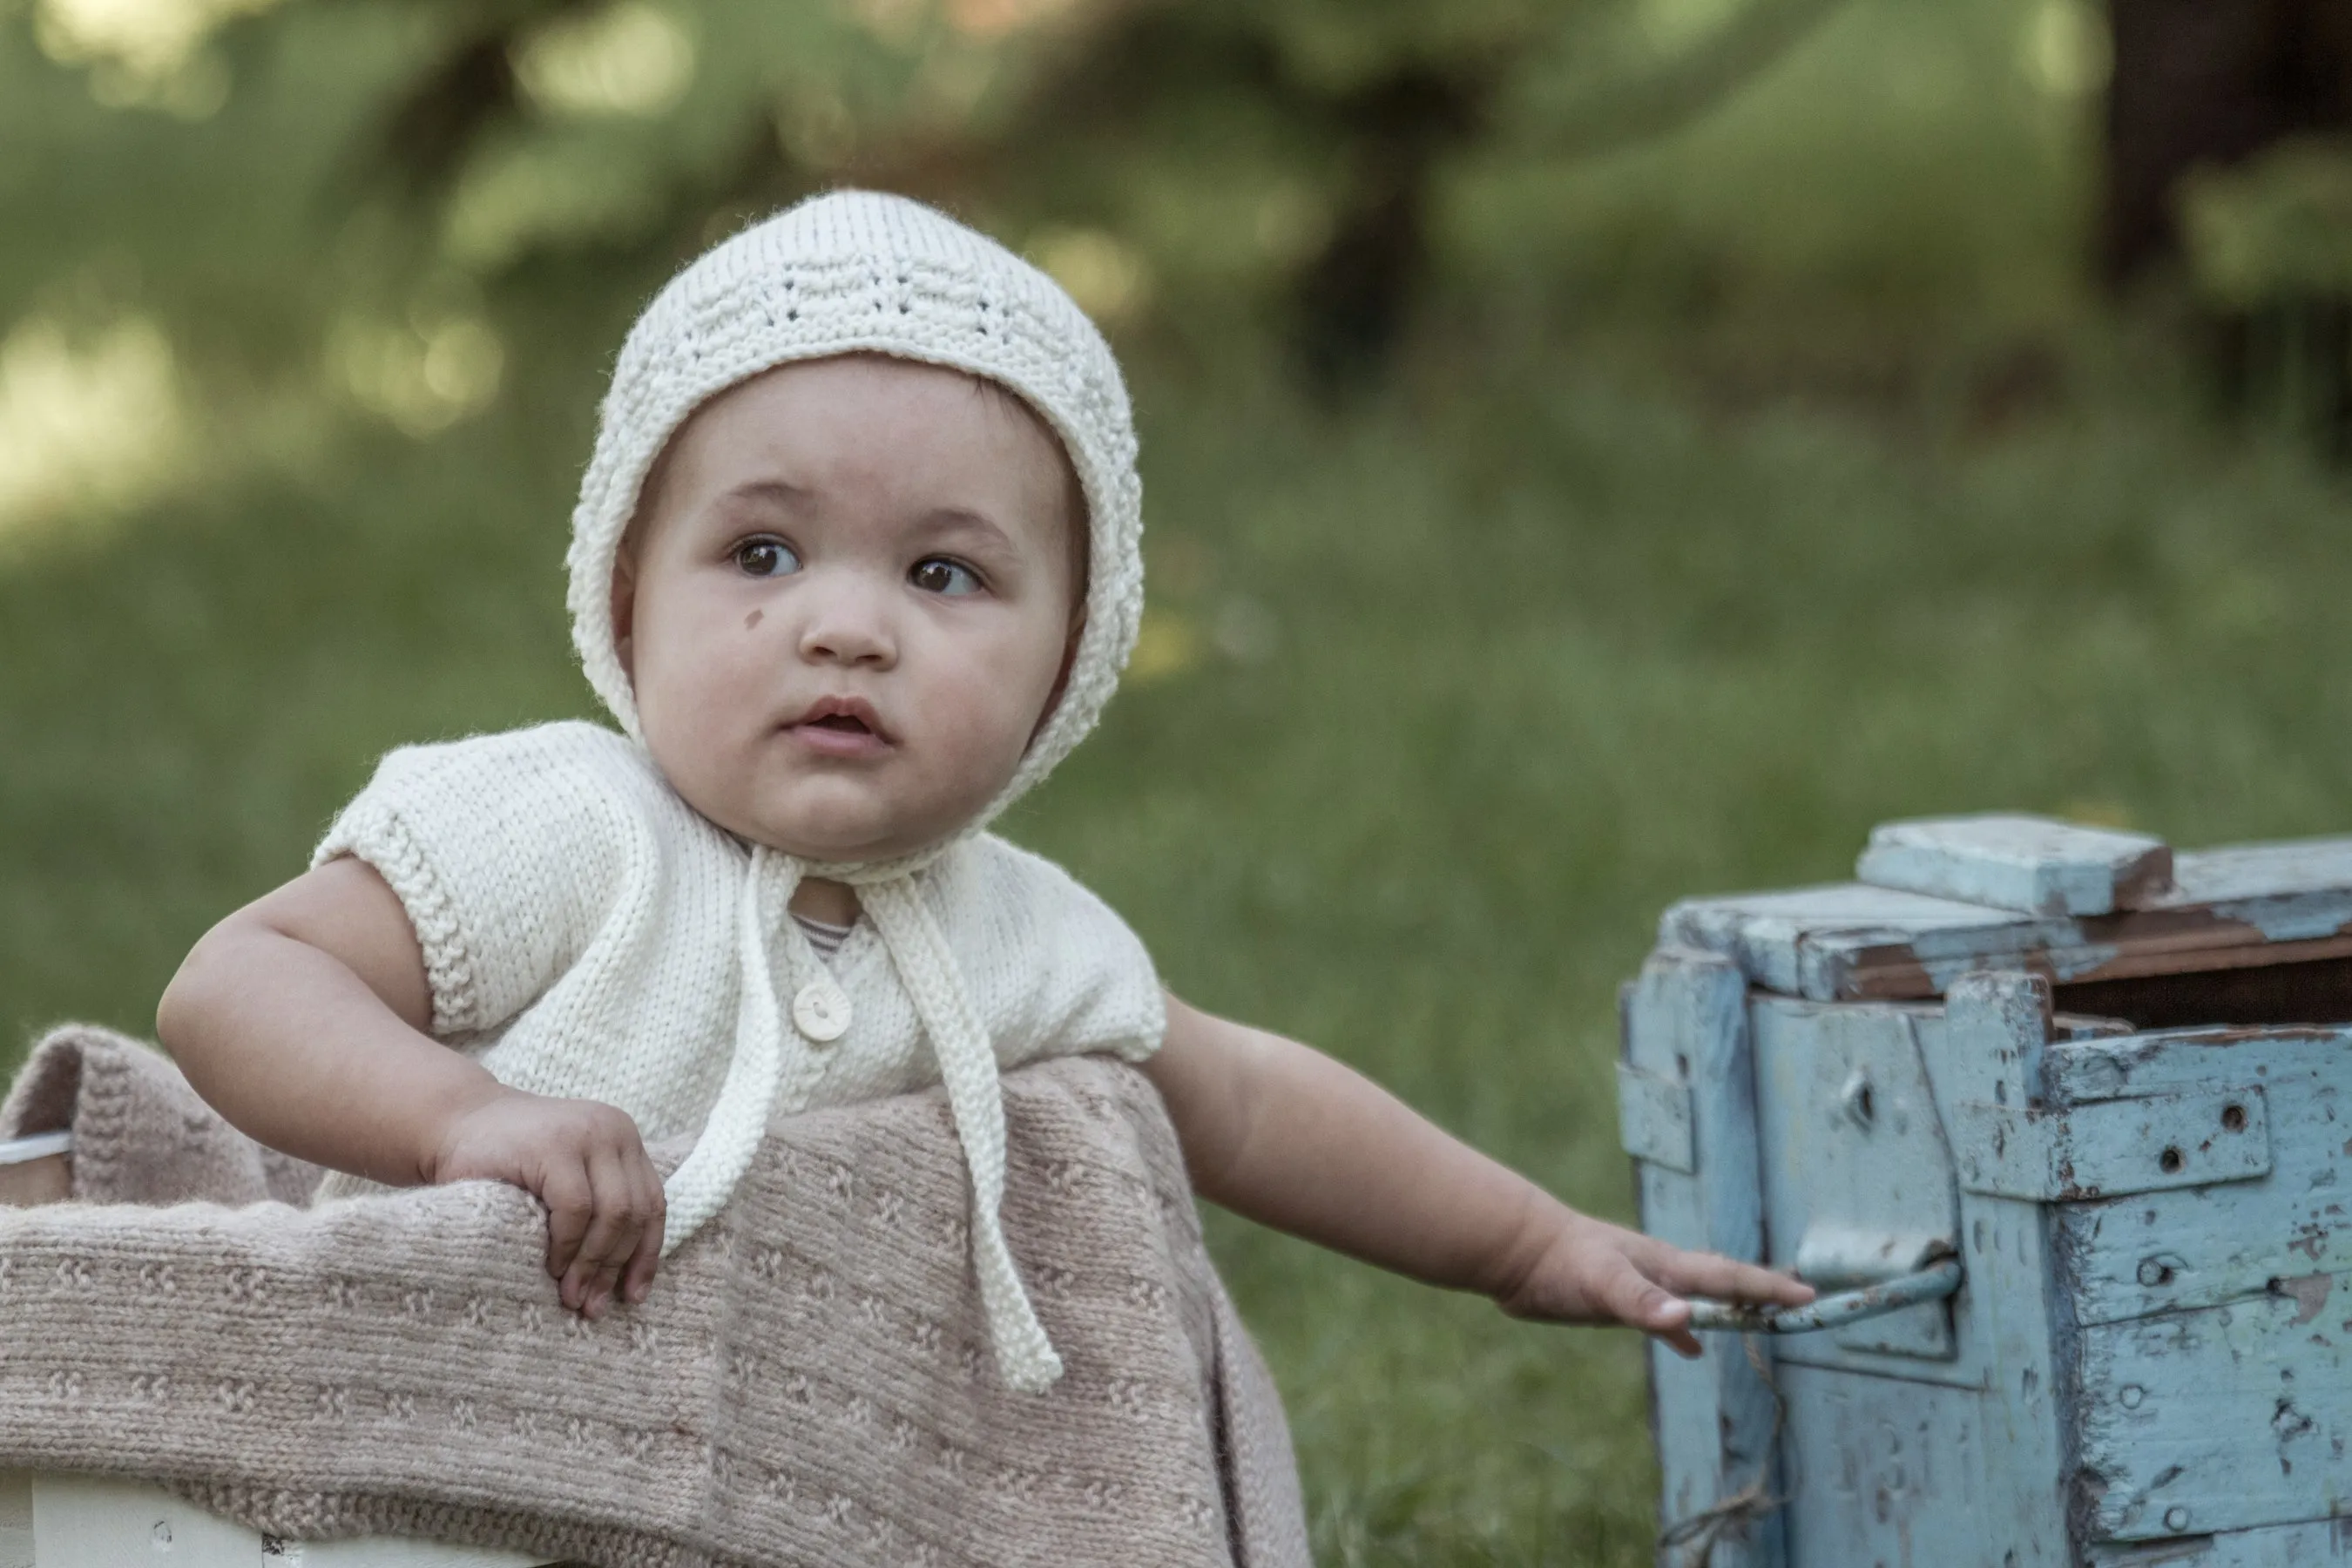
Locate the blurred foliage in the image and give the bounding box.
[0,0,1852,398]
[14,0,2352,1562]
[2182,136,2352,307]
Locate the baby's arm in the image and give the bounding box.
[156,857,665,1317]
[1140,994,1811,1356]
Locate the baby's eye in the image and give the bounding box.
[734,537,801,578]
[910,558,983,597]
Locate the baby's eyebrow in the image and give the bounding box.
[715,479,811,510]
[914,506,1020,556]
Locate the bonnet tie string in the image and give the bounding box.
[658,845,1063,1396]
[859,876,1063,1395]
[658,844,795,1250]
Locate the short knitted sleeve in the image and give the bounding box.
[950,835,1168,1070]
[312,721,660,1040]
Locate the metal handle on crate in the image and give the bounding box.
[1686,1257,1963,1335]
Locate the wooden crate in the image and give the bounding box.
[1625,815,2352,1566]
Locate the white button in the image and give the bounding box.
[792,978,852,1044]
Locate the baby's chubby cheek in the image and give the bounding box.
[898,682,1039,820]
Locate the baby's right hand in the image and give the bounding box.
[428,1088,666,1319]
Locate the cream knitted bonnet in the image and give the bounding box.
[564,191,1144,1393]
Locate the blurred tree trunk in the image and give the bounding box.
[2105,0,2352,450]
[2101,0,2352,285]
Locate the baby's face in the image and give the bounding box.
[615,354,1082,863]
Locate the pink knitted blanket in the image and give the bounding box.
[0,1026,1308,1568]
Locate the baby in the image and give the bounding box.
[153,192,1807,1396]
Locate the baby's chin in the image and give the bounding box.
[702,789,978,868]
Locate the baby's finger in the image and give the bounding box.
[622,1161,666,1306]
[563,1148,645,1317]
[1594,1249,1691,1341]
[539,1162,595,1293]
[1657,1247,1816,1308]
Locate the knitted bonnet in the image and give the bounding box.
[563,192,1144,1393]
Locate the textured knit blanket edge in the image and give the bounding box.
[0,1025,1309,1568]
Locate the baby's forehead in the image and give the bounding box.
[632,355,1086,565]
[682,354,1059,470]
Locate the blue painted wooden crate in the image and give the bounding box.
[1622,814,2352,1567]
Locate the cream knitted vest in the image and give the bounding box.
[313,725,1166,1395]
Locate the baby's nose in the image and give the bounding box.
[795,593,897,668]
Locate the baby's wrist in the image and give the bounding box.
[413,1075,524,1186]
[1477,1183,1575,1309]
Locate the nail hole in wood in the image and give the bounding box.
[2221,1103,2247,1132]
[2159,1146,2184,1174]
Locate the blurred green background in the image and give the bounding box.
[5,0,2352,1561]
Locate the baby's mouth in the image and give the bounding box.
[785,696,894,754]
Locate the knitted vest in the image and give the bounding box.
[311,722,1166,1396]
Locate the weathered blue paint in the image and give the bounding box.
[1659,882,1997,998]
[2050,1029,2349,1326]
[2170,838,2352,902]
[1615,1061,1696,1173]
[1750,999,1961,1362]
[1772,1362,2003,1563]
[2085,1515,2352,1564]
[1950,1086,2272,1202]
[1623,821,2352,1565]
[2078,1272,2352,1540]
[1659,836,2352,1003]
[1623,949,1786,1567]
[1923,973,2074,1565]
[1857,814,2173,917]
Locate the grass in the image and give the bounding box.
[6,314,2352,1563]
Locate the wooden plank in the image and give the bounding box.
[2043,1024,2352,1102]
[1658,884,2007,999]
[1951,1086,2271,1202]
[1774,1364,2003,1565]
[2077,1267,2352,1541]
[1748,999,1960,1363]
[1622,948,1785,1568]
[2048,1027,2352,1327]
[2172,837,2352,907]
[1616,1063,1695,1173]
[1660,847,2352,1004]
[2085,1515,2352,1564]
[1857,814,2173,917]
[1939,973,2072,1567]
[1823,920,2352,1005]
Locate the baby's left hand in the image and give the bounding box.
[1495,1208,1815,1358]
